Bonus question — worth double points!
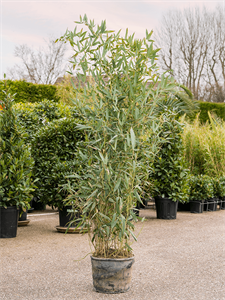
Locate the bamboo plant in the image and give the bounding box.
[59,15,178,258]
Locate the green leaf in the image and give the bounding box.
[130,127,136,150]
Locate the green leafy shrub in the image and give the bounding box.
[0,90,36,210]
[190,101,225,123]
[31,117,85,208]
[213,177,225,199]
[151,107,190,203]
[14,100,80,142]
[189,175,214,202]
[0,80,59,103]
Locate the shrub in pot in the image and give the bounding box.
[209,177,221,211]
[188,175,214,213]
[0,88,36,238]
[214,176,225,210]
[31,117,85,221]
[218,176,225,209]
[150,107,190,219]
[59,15,180,293]
[51,160,83,228]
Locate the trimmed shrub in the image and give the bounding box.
[190,101,225,123]
[0,90,35,210]
[31,117,85,208]
[189,175,214,202]
[150,107,190,203]
[0,80,59,103]
[14,100,80,142]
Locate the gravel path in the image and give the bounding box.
[0,207,225,300]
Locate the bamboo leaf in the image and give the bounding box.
[130,127,136,150]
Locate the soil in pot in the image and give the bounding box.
[190,201,203,213]
[91,256,135,294]
[0,206,19,238]
[154,196,178,219]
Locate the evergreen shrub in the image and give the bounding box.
[0,90,35,210]
[0,80,59,103]
[31,117,85,208]
[191,101,225,123]
[189,175,214,202]
[150,107,190,203]
[14,100,79,141]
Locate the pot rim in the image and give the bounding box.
[91,255,135,262]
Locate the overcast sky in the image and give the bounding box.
[1,0,224,80]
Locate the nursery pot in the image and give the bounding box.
[91,256,135,294]
[59,205,80,227]
[190,201,203,213]
[221,197,225,210]
[178,202,190,211]
[0,206,19,238]
[19,207,28,221]
[32,199,46,211]
[205,198,217,212]
[154,196,178,219]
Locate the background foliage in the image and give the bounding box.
[0,80,59,103]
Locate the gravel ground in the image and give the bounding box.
[0,207,225,300]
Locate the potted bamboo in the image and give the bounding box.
[59,15,179,293]
[0,87,35,238]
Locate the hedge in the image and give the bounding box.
[191,101,225,123]
[0,80,59,103]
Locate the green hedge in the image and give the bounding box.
[192,101,225,123]
[0,80,59,103]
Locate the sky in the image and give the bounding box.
[1,0,224,80]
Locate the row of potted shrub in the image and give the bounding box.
[188,175,225,213]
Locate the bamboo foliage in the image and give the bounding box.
[182,113,225,177]
[59,15,178,258]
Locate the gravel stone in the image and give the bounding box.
[0,207,225,300]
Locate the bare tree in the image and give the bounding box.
[155,5,225,102]
[7,37,68,85]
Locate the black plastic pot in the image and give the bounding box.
[19,207,28,221]
[190,201,204,213]
[205,198,217,211]
[32,198,46,211]
[178,202,190,211]
[28,198,34,213]
[0,206,19,238]
[154,196,178,219]
[91,256,135,294]
[59,205,80,227]
[220,197,225,210]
